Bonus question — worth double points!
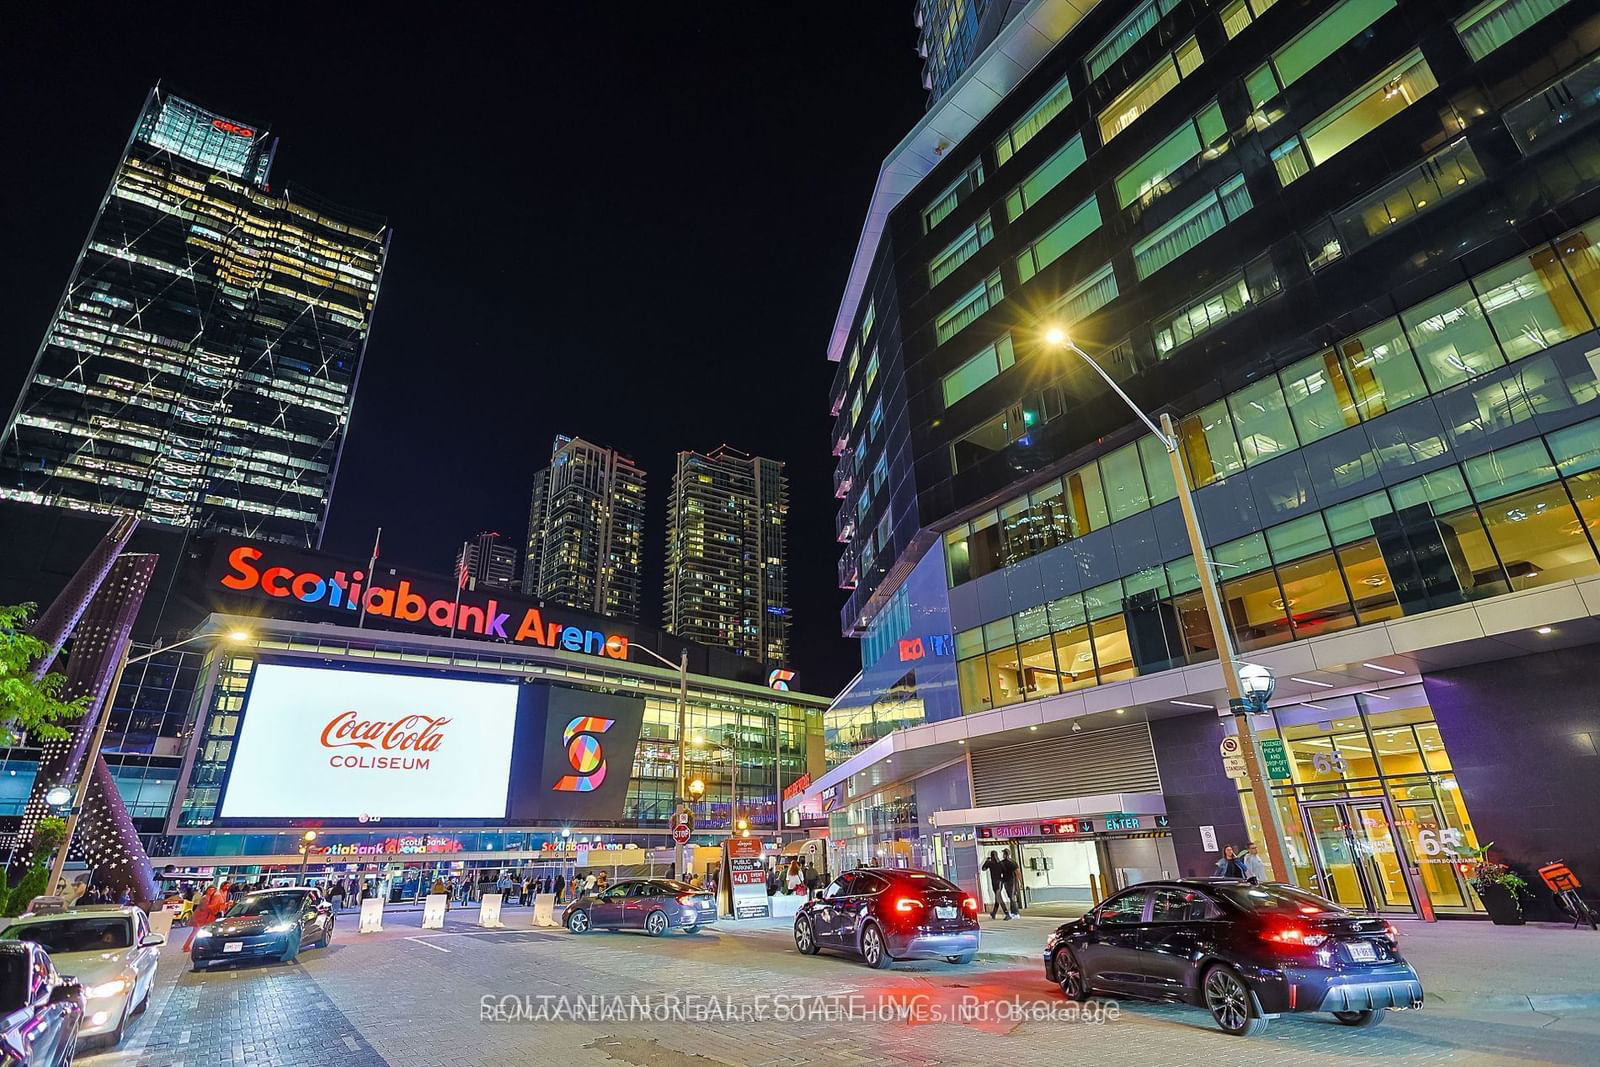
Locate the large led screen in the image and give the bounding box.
[219,663,518,820]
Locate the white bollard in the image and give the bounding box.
[422,893,448,930]
[358,897,385,933]
[531,893,558,928]
[478,892,505,929]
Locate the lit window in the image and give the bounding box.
[1084,0,1181,82]
[1005,135,1086,221]
[1273,51,1439,180]
[936,272,1004,345]
[1455,0,1574,61]
[1097,37,1203,144]
[929,215,995,286]
[941,335,1016,408]
[995,74,1074,166]
[923,160,986,232]
[1016,196,1101,282]
[1115,102,1227,209]
[1246,0,1398,108]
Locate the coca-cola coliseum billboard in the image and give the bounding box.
[219,664,519,820]
[214,662,646,825]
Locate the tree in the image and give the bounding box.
[0,603,88,746]
[4,817,69,916]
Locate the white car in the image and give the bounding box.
[1,904,164,1046]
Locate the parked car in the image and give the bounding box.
[191,888,333,970]
[793,867,979,968]
[563,879,716,936]
[1043,879,1424,1036]
[0,940,82,1065]
[0,905,162,1046]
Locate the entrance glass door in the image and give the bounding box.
[1301,799,1418,915]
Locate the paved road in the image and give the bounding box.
[78,912,1600,1066]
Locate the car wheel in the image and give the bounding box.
[1203,965,1267,1036]
[566,909,591,934]
[1054,947,1090,1002]
[645,910,669,937]
[861,923,892,970]
[1333,1009,1387,1028]
[794,916,820,955]
[945,954,974,965]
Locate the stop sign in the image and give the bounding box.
[672,823,691,845]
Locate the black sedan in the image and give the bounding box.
[1044,879,1423,1035]
[794,867,979,968]
[0,941,82,1065]
[191,888,334,970]
[563,880,717,936]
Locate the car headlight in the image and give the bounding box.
[85,978,129,999]
[266,921,297,934]
[1044,932,1062,949]
[193,928,212,939]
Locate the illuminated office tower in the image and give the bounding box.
[456,530,518,591]
[533,435,646,621]
[664,446,789,664]
[521,466,550,596]
[0,88,388,546]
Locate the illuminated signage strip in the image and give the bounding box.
[220,545,629,660]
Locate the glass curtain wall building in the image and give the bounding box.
[0,89,388,546]
[663,447,791,664]
[531,435,647,622]
[806,0,1600,916]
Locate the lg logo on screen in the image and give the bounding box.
[553,716,615,793]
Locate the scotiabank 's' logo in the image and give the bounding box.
[553,716,614,793]
[318,711,448,771]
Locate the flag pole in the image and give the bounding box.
[451,541,468,639]
[357,526,381,628]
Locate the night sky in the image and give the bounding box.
[0,7,926,695]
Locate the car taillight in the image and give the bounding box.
[1383,920,1400,945]
[1261,921,1328,947]
[962,897,978,914]
[895,897,924,913]
[678,894,696,905]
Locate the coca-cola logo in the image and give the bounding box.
[319,710,449,752]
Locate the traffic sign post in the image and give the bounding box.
[1259,738,1292,780]
[672,823,691,845]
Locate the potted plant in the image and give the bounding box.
[1458,842,1530,925]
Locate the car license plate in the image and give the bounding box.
[223,941,244,953]
[1346,940,1377,962]
[935,905,957,920]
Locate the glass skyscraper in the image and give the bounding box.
[664,446,790,664]
[800,0,1600,918]
[0,89,388,546]
[526,435,647,621]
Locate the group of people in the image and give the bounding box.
[981,850,1023,919]
[1213,842,1267,882]
[768,859,820,896]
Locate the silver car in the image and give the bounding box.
[1,904,163,1046]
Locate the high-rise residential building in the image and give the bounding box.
[664,446,789,664]
[796,0,1600,916]
[521,466,550,596]
[916,0,1029,108]
[455,530,518,591]
[531,435,646,621]
[0,89,388,547]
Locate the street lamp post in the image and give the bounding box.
[47,627,252,897]
[1044,328,1292,883]
[621,643,693,869]
[298,830,318,883]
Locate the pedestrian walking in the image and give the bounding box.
[998,853,1021,917]
[982,851,1011,919]
[553,873,566,902]
[329,880,346,912]
[1240,843,1267,884]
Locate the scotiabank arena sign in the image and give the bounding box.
[214,542,629,659]
[219,663,518,820]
